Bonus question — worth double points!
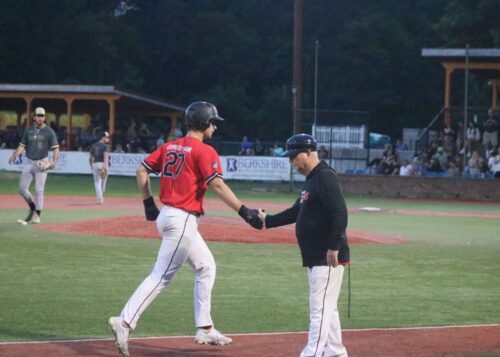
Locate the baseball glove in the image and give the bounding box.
[99,167,108,179]
[238,205,263,230]
[36,159,52,172]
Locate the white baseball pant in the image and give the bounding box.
[18,158,48,210]
[120,205,216,330]
[300,265,348,357]
[91,162,108,203]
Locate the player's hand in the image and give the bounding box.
[326,249,339,268]
[143,196,160,221]
[238,205,263,230]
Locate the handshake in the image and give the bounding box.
[238,205,266,230]
[142,197,268,231]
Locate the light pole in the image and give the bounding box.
[292,0,303,134]
[313,40,319,129]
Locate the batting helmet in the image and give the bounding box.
[185,101,224,131]
[281,133,318,157]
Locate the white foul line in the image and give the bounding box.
[0,323,499,346]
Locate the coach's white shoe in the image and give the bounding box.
[30,213,41,224]
[108,317,130,357]
[194,327,232,345]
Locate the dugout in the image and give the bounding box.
[0,84,185,149]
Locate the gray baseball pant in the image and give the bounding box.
[18,158,48,210]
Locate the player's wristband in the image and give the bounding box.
[143,197,160,221]
[143,196,156,209]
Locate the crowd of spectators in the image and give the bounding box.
[2,110,498,180]
[237,136,285,156]
[0,114,180,154]
[368,108,500,179]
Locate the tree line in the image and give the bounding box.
[0,0,499,140]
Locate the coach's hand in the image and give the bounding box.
[143,196,160,221]
[238,205,263,230]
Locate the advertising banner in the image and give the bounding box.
[0,149,304,181]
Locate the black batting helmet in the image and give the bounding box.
[281,133,318,157]
[184,101,224,131]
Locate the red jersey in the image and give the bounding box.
[142,137,223,215]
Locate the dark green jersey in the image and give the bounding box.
[20,125,59,160]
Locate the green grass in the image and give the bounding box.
[0,172,499,344]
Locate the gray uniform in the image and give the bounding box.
[89,141,109,203]
[19,125,59,210]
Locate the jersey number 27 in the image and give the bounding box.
[163,152,185,179]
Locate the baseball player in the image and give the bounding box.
[258,134,350,357]
[8,107,59,224]
[89,131,110,204]
[108,101,262,357]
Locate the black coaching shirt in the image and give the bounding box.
[265,160,350,267]
[20,125,59,160]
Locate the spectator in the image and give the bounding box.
[156,133,165,148]
[410,157,423,176]
[138,122,152,151]
[114,143,125,153]
[427,157,442,172]
[399,159,413,176]
[368,143,393,173]
[465,121,481,155]
[271,142,284,156]
[395,138,408,152]
[126,119,138,138]
[467,150,483,178]
[442,132,456,159]
[59,139,68,151]
[482,108,498,148]
[174,126,183,138]
[126,119,138,152]
[318,145,329,160]
[379,154,400,175]
[488,145,500,178]
[254,138,265,156]
[138,122,151,137]
[433,146,448,170]
[239,136,254,155]
[447,159,461,178]
[443,122,456,139]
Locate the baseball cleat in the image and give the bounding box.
[17,219,28,225]
[108,317,130,357]
[30,213,41,224]
[194,327,232,345]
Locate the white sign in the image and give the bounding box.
[222,156,291,181]
[0,149,304,182]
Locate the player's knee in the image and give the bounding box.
[18,186,28,196]
[196,261,216,279]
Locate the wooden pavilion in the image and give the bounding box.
[0,84,185,148]
[421,48,500,122]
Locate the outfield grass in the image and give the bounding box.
[0,172,499,344]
